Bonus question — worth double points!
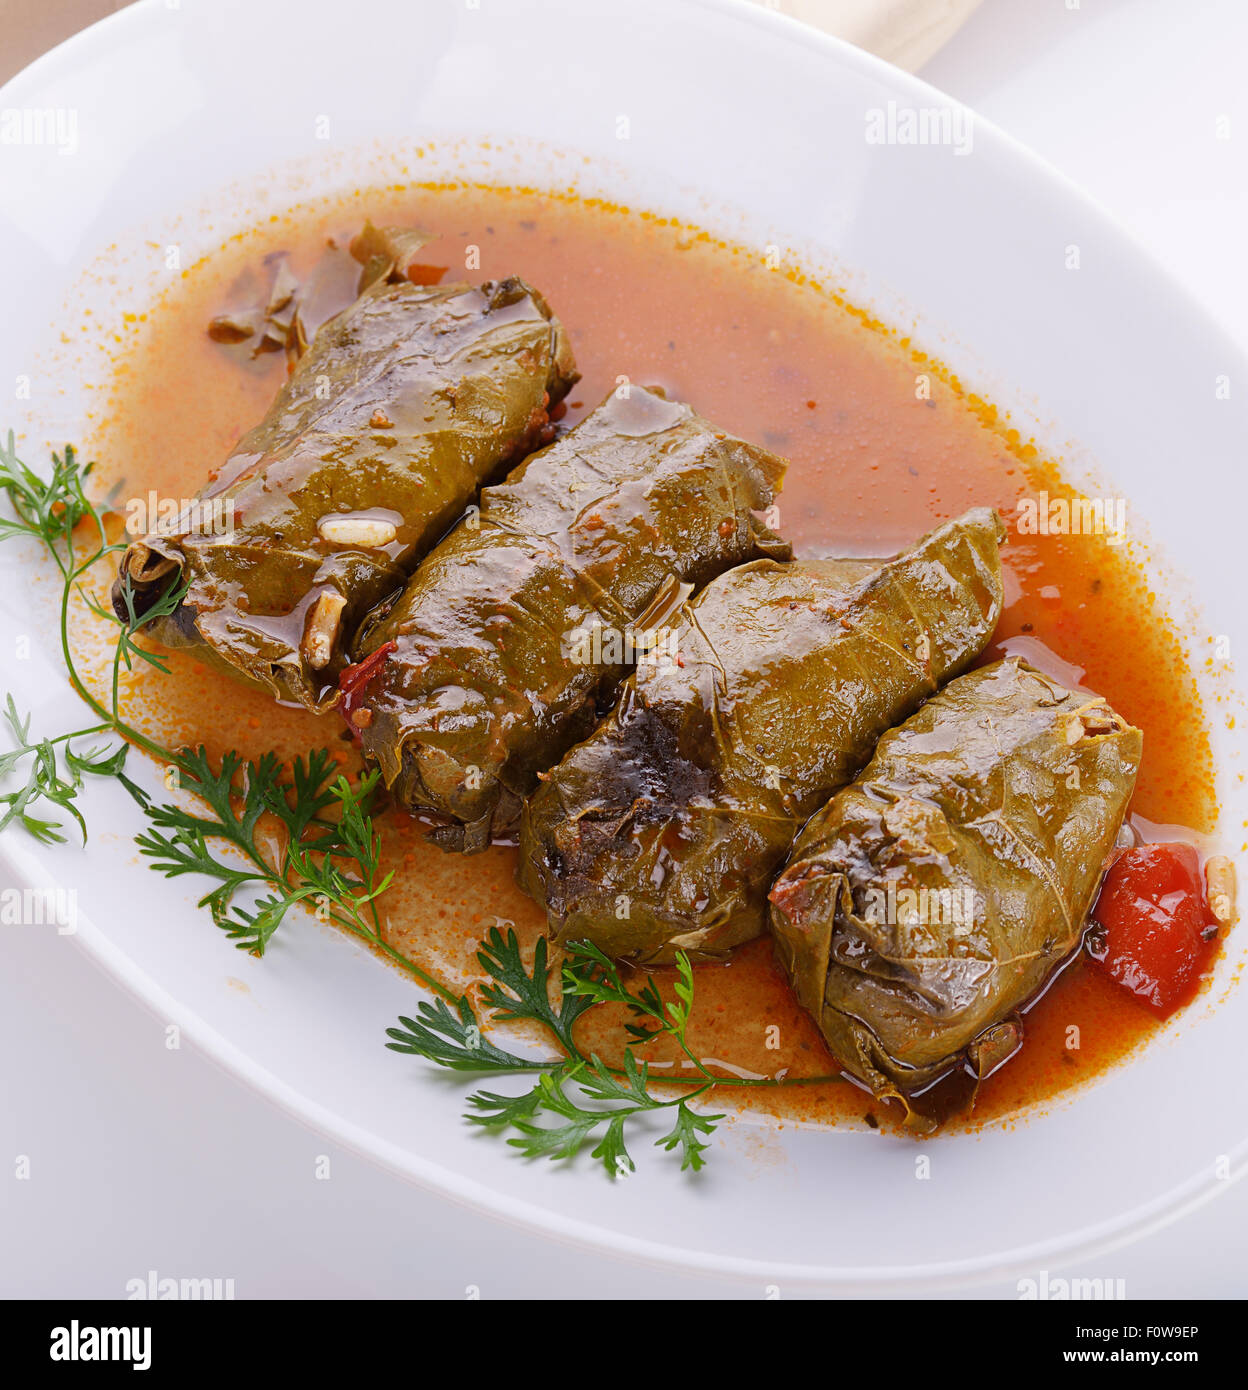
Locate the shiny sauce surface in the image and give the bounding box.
[82,185,1218,1135]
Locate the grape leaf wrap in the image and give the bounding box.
[519,507,1006,963]
[769,657,1142,1128]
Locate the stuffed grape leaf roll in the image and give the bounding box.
[518,507,1006,964]
[115,270,577,708]
[769,657,1142,1129]
[345,385,790,851]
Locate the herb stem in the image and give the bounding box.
[326,904,460,1005]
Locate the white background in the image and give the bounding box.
[2,0,1246,1298]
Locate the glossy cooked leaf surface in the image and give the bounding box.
[769,657,1142,1125]
[353,385,790,850]
[518,507,1006,964]
[115,274,577,708]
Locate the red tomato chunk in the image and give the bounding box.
[1088,842,1220,1020]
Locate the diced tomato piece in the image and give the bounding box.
[403,262,448,286]
[1088,842,1220,1019]
[338,640,395,739]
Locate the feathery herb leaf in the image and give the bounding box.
[388,926,726,1177]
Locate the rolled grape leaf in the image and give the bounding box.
[114,269,578,709]
[346,385,790,851]
[769,657,1142,1130]
[518,507,1006,964]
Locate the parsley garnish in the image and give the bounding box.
[118,747,392,958]
[0,434,449,998]
[0,694,124,844]
[387,926,738,1177]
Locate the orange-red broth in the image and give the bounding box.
[78,186,1219,1134]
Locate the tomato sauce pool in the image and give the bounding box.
[80,184,1218,1136]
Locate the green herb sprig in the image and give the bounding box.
[0,434,452,1000]
[0,432,138,839]
[382,925,844,1177]
[0,694,124,843]
[386,927,725,1176]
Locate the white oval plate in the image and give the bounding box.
[2,0,1246,1292]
